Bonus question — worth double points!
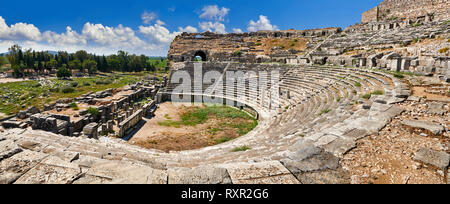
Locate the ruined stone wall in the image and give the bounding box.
[118,109,143,138]
[362,0,449,23]
[167,28,341,65]
[362,6,379,23]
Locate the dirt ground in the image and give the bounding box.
[342,96,449,184]
[128,102,251,152]
[0,78,26,84]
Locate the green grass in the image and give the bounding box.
[69,102,79,110]
[215,137,232,144]
[157,120,182,128]
[361,94,372,99]
[438,47,449,53]
[0,73,143,116]
[320,109,331,115]
[231,146,251,152]
[354,82,362,87]
[393,72,405,79]
[158,105,258,136]
[371,90,384,95]
[87,107,99,117]
[164,114,172,120]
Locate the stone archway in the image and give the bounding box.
[193,51,207,62]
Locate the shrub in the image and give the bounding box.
[56,67,72,79]
[87,107,100,117]
[61,86,75,93]
[233,50,242,57]
[95,78,113,85]
[371,90,384,95]
[83,81,91,86]
[393,72,404,79]
[69,102,79,110]
[354,82,362,87]
[255,42,262,46]
[438,47,449,53]
[362,94,372,99]
[70,81,79,87]
[50,87,60,93]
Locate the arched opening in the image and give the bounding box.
[193,51,207,62]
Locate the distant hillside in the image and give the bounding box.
[0,50,59,56]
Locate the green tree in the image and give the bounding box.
[46,59,58,70]
[56,66,72,79]
[68,59,82,71]
[0,56,9,67]
[83,59,98,75]
[7,44,22,66]
[74,50,89,62]
[107,58,121,71]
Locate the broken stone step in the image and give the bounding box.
[414,148,450,170]
[401,120,445,136]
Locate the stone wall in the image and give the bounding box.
[168,28,341,65]
[362,6,379,23]
[362,0,449,23]
[118,109,143,138]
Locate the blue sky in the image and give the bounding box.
[0,0,383,56]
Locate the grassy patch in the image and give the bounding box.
[231,146,251,152]
[0,73,143,116]
[157,105,258,140]
[354,82,362,87]
[87,107,99,117]
[320,109,331,115]
[215,137,232,144]
[393,72,405,79]
[157,120,182,128]
[69,102,79,110]
[362,94,372,99]
[371,90,384,95]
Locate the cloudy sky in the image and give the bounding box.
[0,0,382,56]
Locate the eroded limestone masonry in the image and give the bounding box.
[167,28,341,65]
[362,0,449,23]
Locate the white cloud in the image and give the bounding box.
[82,23,147,48]
[141,11,157,24]
[232,28,243,33]
[248,15,279,32]
[0,16,41,41]
[139,23,180,45]
[43,26,86,45]
[0,16,181,56]
[199,22,226,34]
[178,26,198,33]
[199,5,229,22]
[156,20,165,25]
